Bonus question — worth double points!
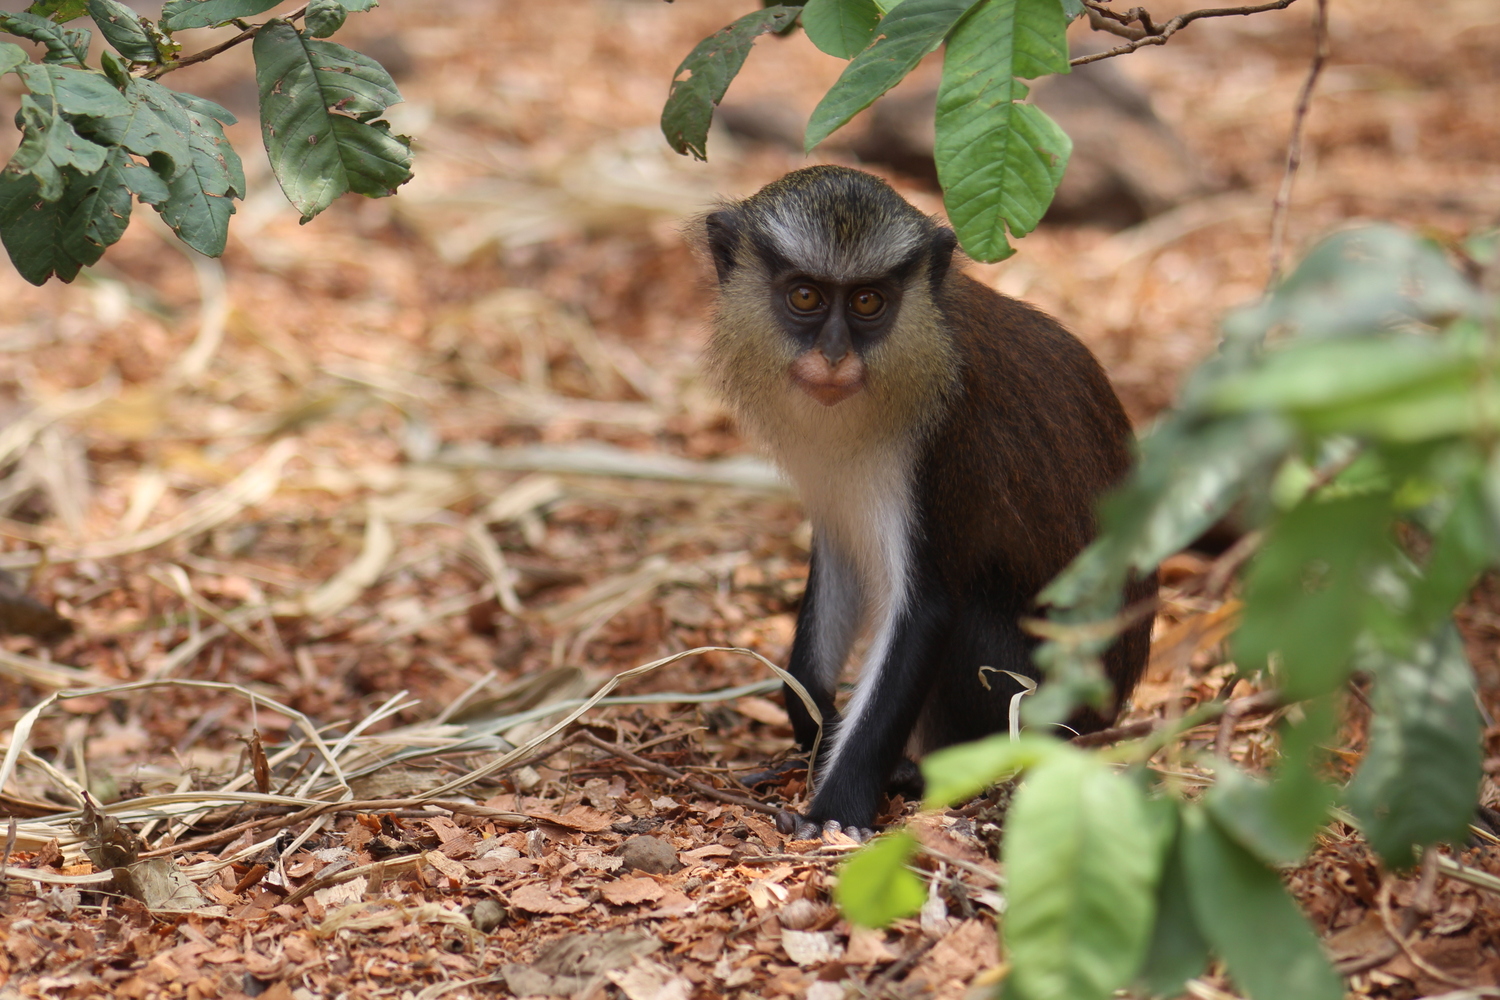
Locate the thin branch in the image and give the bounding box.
[1266,0,1330,287]
[143,5,309,80]
[1072,0,1300,67]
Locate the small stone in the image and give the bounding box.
[778,898,821,930]
[468,899,507,932]
[618,835,680,875]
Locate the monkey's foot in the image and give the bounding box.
[775,810,875,844]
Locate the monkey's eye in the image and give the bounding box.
[787,285,824,313]
[849,288,886,318]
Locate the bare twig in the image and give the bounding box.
[1073,0,1300,67]
[579,730,782,817]
[143,5,309,80]
[1071,688,1282,750]
[1376,871,1467,988]
[1266,0,1330,287]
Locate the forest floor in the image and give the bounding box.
[2,1,1500,998]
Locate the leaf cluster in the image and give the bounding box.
[661,0,1079,262]
[836,228,1497,999]
[0,0,408,284]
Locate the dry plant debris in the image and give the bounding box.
[2,1,1500,998]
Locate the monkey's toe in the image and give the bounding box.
[778,812,876,843]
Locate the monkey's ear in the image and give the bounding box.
[704,211,740,283]
[928,227,958,288]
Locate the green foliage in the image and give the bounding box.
[803,0,976,152]
[832,830,925,927]
[1179,807,1343,1000]
[801,0,882,59]
[661,5,800,160]
[1001,747,1162,1000]
[665,0,1079,261]
[1347,623,1483,866]
[252,19,411,222]
[87,0,157,62]
[935,0,1070,261]
[1,0,399,281]
[161,0,282,32]
[919,732,1058,808]
[1134,814,1209,998]
[27,0,91,22]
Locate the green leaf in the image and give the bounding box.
[661,6,801,160]
[160,0,281,31]
[341,0,377,10]
[252,20,412,221]
[171,90,237,125]
[153,87,244,256]
[304,0,347,38]
[833,830,924,928]
[6,95,110,201]
[1002,748,1159,1000]
[1348,622,1482,868]
[0,42,27,76]
[1136,811,1210,999]
[1235,492,1398,700]
[1,12,88,65]
[920,733,1059,809]
[1061,0,1085,18]
[1205,752,1333,868]
[801,0,882,58]
[935,0,1070,261]
[25,0,90,21]
[804,0,978,151]
[87,0,156,61]
[0,146,163,284]
[16,62,131,118]
[1180,807,1342,1000]
[74,77,194,179]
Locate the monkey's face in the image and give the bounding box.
[773,275,905,407]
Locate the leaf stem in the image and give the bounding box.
[143,5,309,80]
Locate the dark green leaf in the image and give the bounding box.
[75,77,194,179]
[0,149,155,284]
[160,0,281,31]
[87,0,156,61]
[1180,807,1342,1000]
[1136,808,1209,999]
[253,20,411,221]
[60,146,141,262]
[1061,0,1085,18]
[920,733,1059,809]
[6,95,110,200]
[0,12,88,65]
[833,830,924,927]
[170,90,237,125]
[804,0,977,151]
[24,0,90,22]
[1235,492,1397,700]
[1348,623,1482,868]
[801,0,881,58]
[152,88,244,255]
[661,6,800,160]
[16,62,131,117]
[0,42,27,76]
[304,0,347,38]
[1002,748,1159,1000]
[1411,469,1497,638]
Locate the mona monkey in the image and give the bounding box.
[699,166,1156,840]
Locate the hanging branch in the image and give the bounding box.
[1074,0,1301,66]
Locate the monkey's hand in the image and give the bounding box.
[775,811,875,844]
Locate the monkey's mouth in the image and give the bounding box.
[789,352,866,407]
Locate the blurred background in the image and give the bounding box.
[0,0,1496,788]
